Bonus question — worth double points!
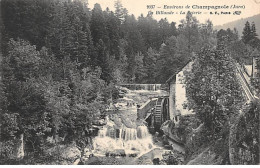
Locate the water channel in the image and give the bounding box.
[85,86,184,165]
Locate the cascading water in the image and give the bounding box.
[92,118,154,156]
[119,84,162,91]
[90,87,168,159]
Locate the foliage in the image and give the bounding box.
[155,36,190,83]
[143,47,159,83]
[217,27,254,64]
[3,0,257,164]
[185,41,244,136]
[178,11,200,53]
[236,101,259,164]
[4,39,41,81]
[0,140,16,161]
[175,115,201,143]
[1,1,219,84]
[162,150,184,165]
[242,21,258,45]
[0,38,111,160]
[251,57,260,95]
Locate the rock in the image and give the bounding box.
[83,147,93,158]
[61,146,81,160]
[162,135,169,145]
[164,145,173,150]
[46,136,55,144]
[161,120,175,137]
[92,119,106,126]
[151,148,163,160]
[73,158,80,165]
[83,147,90,153]
[49,145,81,164]
[60,160,70,165]
[86,156,101,165]
[107,149,126,157]
[153,158,160,165]
[84,152,92,158]
[128,153,137,157]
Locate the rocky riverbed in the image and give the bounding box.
[82,87,184,165]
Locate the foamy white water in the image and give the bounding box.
[93,118,154,156]
[92,87,167,157]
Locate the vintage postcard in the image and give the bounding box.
[0,0,259,165]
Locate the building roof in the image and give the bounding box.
[244,65,252,76]
[166,60,192,84]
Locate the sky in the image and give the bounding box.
[88,0,260,26]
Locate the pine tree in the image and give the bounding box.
[169,22,178,37]
[90,3,108,46]
[104,11,120,59]
[96,39,111,82]
[199,20,216,48]
[154,35,190,83]
[66,1,92,68]
[1,0,55,49]
[114,0,125,23]
[179,11,200,53]
[248,22,260,49]
[136,53,147,82]
[155,36,177,83]
[48,1,72,59]
[84,24,95,66]
[242,21,251,44]
[121,14,145,81]
[251,22,258,38]
[158,18,171,43]
[137,14,161,49]
[143,47,158,83]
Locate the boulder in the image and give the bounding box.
[61,146,81,160]
[73,158,81,165]
[92,119,107,126]
[86,156,101,165]
[83,147,93,158]
[153,158,160,165]
[107,149,126,157]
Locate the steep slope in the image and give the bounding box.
[214,14,260,37]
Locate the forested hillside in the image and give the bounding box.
[0,0,208,163]
[0,0,219,84]
[215,14,260,38]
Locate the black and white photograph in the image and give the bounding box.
[0,0,259,165]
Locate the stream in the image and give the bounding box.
[85,87,184,165]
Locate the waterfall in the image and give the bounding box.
[92,119,154,156]
[120,84,162,91]
[98,127,107,138]
[91,86,163,158]
[120,126,137,140]
[137,126,149,139]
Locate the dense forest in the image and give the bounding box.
[0,0,259,165]
[183,20,260,164]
